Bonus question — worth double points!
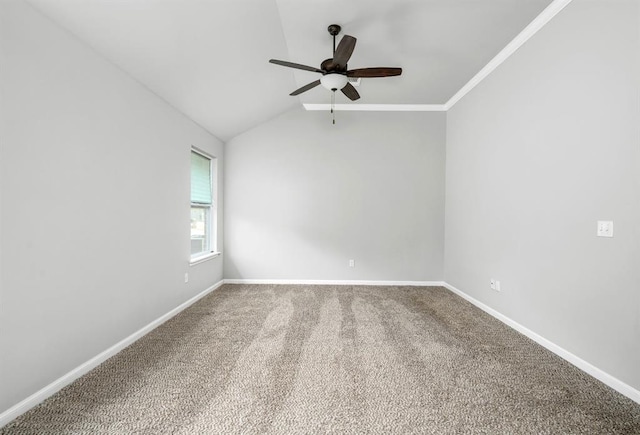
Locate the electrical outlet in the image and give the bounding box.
[349,259,355,268]
[184,273,189,283]
[597,221,613,237]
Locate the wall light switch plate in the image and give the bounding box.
[597,221,613,237]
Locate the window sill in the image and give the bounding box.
[189,252,221,266]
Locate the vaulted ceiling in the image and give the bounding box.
[29,0,554,141]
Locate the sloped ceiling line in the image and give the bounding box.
[444,0,573,110]
[302,0,573,112]
[27,0,567,137]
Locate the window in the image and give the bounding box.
[190,149,216,261]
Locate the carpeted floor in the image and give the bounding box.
[2,284,640,434]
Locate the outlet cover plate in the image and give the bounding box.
[597,221,613,237]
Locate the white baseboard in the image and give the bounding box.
[0,280,225,429]
[4,278,637,429]
[442,282,640,405]
[224,279,445,287]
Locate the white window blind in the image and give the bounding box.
[191,151,212,204]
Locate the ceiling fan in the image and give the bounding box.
[269,24,402,102]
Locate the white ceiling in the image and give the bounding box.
[29,0,554,141]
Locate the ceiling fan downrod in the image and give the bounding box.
[328,24,341,56]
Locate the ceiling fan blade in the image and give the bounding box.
[290,80,321,96]
[332,35,357,70]
[346,67,402,78]
[269,59,324,74]
[341,83,360,101]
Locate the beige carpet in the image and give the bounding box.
[2,284,640,434]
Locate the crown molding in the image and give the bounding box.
[303,0,573,113]
[303,104,446,112]
[444,0,573,110]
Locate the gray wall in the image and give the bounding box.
[0,0,224,413]
[444,0,640,391]
[224,109,446,282]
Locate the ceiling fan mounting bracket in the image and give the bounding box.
[327,24,341,36]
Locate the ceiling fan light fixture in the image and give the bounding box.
[320,73,348,91]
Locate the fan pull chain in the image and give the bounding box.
[331,90,335,124]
